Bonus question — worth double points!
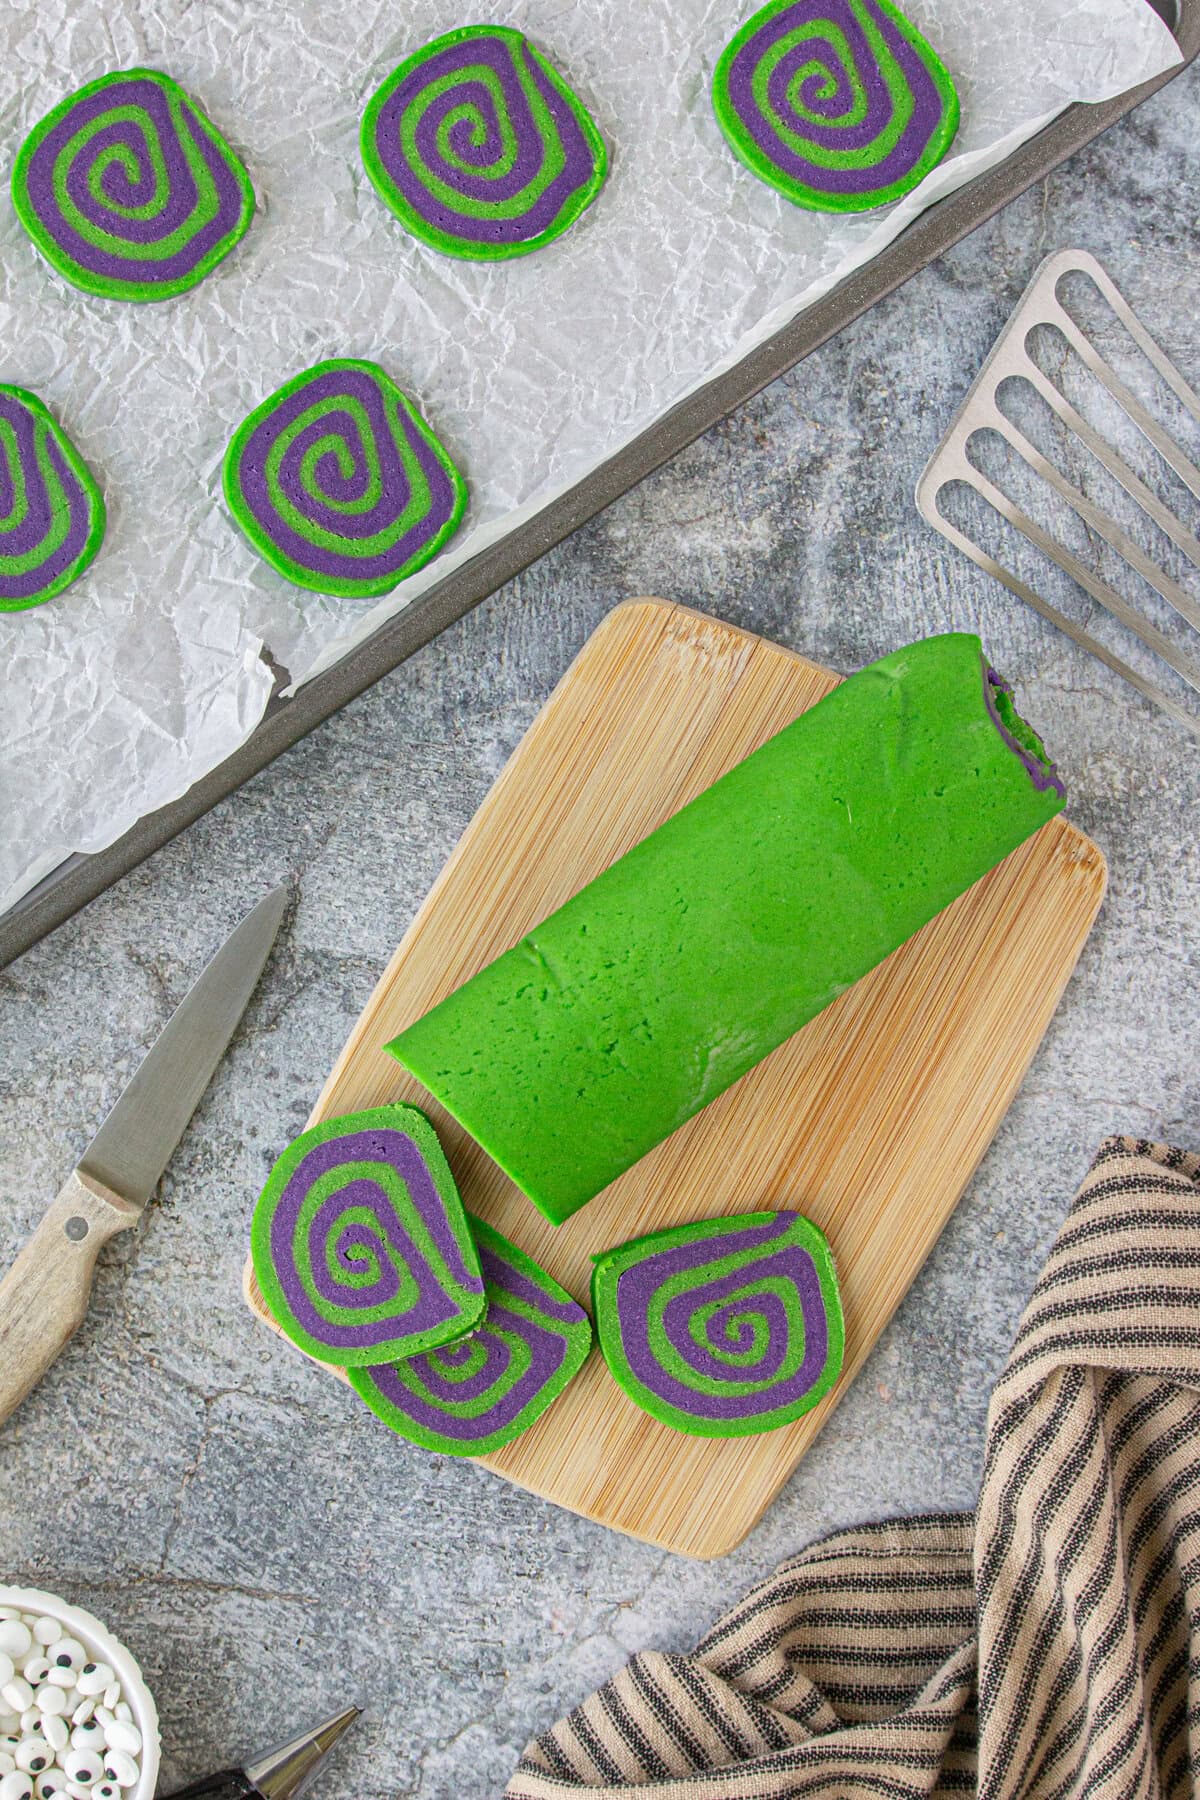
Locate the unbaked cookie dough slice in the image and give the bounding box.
[0,385,105,611]
[361,25,607,259]
[713,0,959,213]
[593,1211,843,1437]
[350,1218,592,1455]
[250,1103,486,1368]
[12,68,254,301]
[223,358,467,599]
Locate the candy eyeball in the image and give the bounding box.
[61,1753,100,1789]
[45,1649,83,1683]
[97,1754,135,1793]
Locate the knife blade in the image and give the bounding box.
[0,886,287,1426]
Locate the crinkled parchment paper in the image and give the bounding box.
[0,0,1180,915]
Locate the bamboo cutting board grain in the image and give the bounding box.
[245,600,1107,1558]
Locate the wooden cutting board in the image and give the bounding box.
[245,599,1106,1558]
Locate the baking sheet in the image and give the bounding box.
[0,0,1181,916]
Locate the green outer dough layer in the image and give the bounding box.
[348,1216,593,1456]
[592,1210,844,1438]
[388,633,1065,1225]
[0,384,106,612]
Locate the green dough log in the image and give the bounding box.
[388,633,1065,1224]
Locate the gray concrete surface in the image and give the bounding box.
[3,59,1199,1800]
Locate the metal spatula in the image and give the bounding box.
[916,248,1200,741]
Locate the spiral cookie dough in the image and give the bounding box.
[11,68,254,301]
[592,1211,843,1437]
[250,1104,486,1368]
[0,386,105,612]
[361,25,606,260]
[350,1218,592,1456]
[712,0,959,213]
[223,359,467,599]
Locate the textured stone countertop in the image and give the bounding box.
[2,58,1198,1800]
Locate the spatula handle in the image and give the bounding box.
[0,1170,140,1427]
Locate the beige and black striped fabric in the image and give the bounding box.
[507,1137,1200,1800]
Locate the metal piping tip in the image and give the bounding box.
[244,1705,362,1800]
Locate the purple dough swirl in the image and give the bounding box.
[0,386,104,609]
[224,360,466,597]
[618,1215,828,1419]
[12,70,253,300]
[713,0,959,212]
[594,1211,845,1436]
[268,1128,480,1356]
[361,27,606,257]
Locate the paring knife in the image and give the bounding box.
[0,887,287,1427]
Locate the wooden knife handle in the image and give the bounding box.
[0,1170,141,1427]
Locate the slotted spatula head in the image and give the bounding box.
[917,248,1200,742]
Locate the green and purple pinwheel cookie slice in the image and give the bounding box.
[223,359,467,599]
[12,68,254,301]
[351,1217,593,1456]
[713,0,959,213]
[361,25,606,260]
[0,385,105,611]
[593,1211,844,1437]
[251,1109,849,1447]
[250,1103,486,1368]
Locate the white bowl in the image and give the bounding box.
[0,1587,159,1800]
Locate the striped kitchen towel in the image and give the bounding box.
[506,1136,1200,1799]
